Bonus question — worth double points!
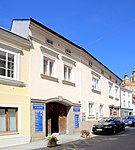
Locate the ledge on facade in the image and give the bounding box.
[40,74,59,82]
[62,80,75,87]
[0,132,19,136]
[115,98,119,101]
[92,89,101,94]
[87,115,95,119]
[0,77,25,87]
[109,95,113,99]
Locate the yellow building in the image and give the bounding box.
[0,27,30,148]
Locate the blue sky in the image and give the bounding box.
[0,0,135,79]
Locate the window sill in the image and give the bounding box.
[62,80,75,87]
[109,95,113,99]
[0,77,25,87]
[92,89,101,94]
[88,115,95,119]
[0,132,19,136]
[40,74,58,82]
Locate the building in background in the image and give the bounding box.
[121,68,135,115]
[11,18,121,141]
[0,27,30,148]
[120,88,133,119]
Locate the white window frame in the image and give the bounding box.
[109,82,113,97]
[128,101,130,107]
[99,104,104,117]
[41,46,59,79]
[0,47,20,81]
[91,71,101,91]
[123,100,126,107]
[62,56,75,83]
[64,65,72,81]
[115,86,118,99]
[43,57,55,77]
[88,102,94,116]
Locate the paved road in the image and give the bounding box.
[37,127,135,150]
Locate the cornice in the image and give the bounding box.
[0,27,30,48]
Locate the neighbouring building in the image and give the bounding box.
[11,18,121,141]
[120,87,133,119]
[121,68,135,115]
[0,27,30,148]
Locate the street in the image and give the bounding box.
[37,127,135,150]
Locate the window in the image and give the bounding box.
[88,103,94,116]
[0,107,18,133]
[109,83,113,97]
[43,57,54,77]
[0,50,18,80]
[91,71,100,92]
[115,87,118,99]
[64,65,72,81]
[92,77,99,90]
[123,100,125,107]
[99,105,103,116]
[46,39,53,45]
[128,101,130,107]
[123,91,125,96]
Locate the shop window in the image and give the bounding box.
[0,107,18,133]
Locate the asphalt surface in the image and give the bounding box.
[37,127,135,150]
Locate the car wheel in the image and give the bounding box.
[112,128,116,135]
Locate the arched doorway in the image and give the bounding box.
[46,102,67,136]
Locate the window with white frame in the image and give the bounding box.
[91,71,100,91]
[123,100,126,107]
[88,102,94,116]
[64,65,72,81]
[62,56,75,83]
[43,57,54,77]
[128,101,130,107]
[115,86,118,99]
[0,107,18,133]
[99,104,103,116]
[0,49,19,80]
[92,77,99,90]
[109,83,113,97]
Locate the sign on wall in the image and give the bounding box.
[35,111,43,132]
[73,106,80,112]
[74,114,79,128]
[33,104,44,110]
[82,112,86,121]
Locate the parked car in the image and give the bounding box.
[124,115,135,126]
[92,117,125,135]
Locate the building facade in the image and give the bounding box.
[11,18,121,141]
[120,88,133,119]
[122,68,135,115]
[0,27,30,148]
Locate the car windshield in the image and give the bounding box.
[98,117,113,123]
[127,116,135,119]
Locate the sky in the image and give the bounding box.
[0,0,135,79]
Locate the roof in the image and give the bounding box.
[13,18,122,81]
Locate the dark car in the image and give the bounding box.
[92,117,125,135]
[124,115,135,126]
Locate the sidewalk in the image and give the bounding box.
[0,132,96,150]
